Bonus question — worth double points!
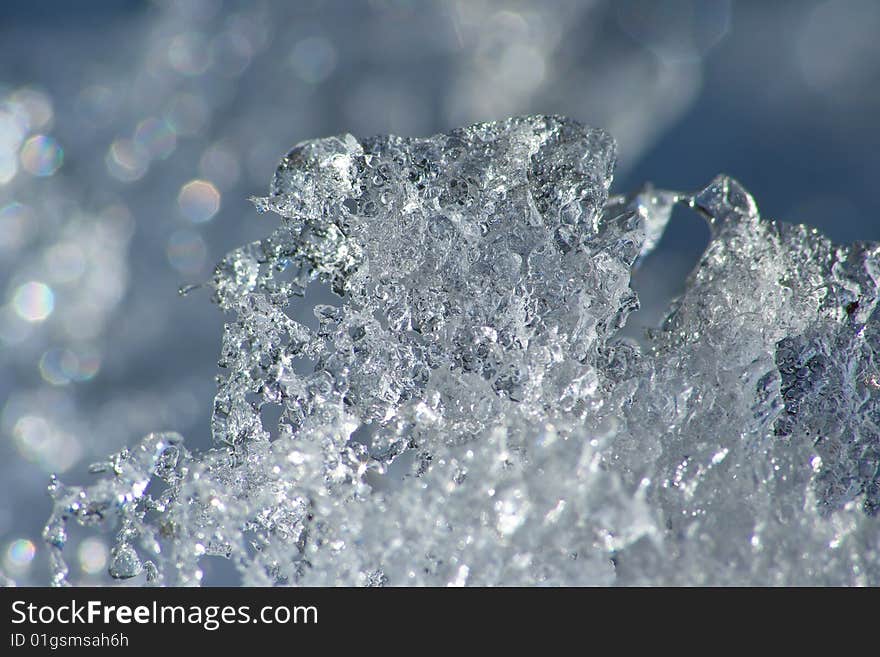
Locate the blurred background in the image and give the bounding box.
[1,0,878,585]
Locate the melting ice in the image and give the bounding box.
[43,116,880,586]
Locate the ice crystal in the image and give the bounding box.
[45,116,880,586]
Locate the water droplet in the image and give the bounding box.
[108,543,143,579]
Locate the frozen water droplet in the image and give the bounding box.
[108,544,142,579]
[632,187,680,259]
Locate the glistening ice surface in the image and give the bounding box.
[42,116,880,586]
[0,0,713,585]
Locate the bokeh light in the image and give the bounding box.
[44,241,87,284]
[289,36,337,84]
[4,538,36,572]
[39,347,101,386]
[163,92,210,136]
[10,88,54,130]
[78,537,109,575]
[0,202,34,252]
[168,31,213,76]
[134,117,177,161]
[0,108,26,183]
[105,138,149,182]
[167,228,208,275]
[19,134,63,176]
[11,414,82,473]
[11,281,55,322]
[178,179,221,223]
[0,152,18,183]
[199,141,240,189]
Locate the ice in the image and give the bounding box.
[44,116,880,586]
[3,1,705,586]
[108,544,142,580]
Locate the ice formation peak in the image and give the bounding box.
[215,116,632,449]
[44,116,880,586]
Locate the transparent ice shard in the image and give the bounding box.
[45,116,880,586]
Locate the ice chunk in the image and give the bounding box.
[108,544,142,580]
[45,117,880,586]
[214,116,627,447]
